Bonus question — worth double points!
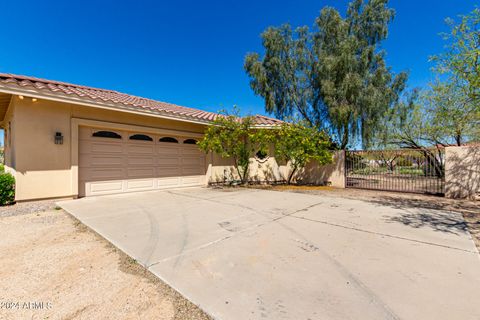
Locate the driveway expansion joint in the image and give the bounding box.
[291,215,477,254]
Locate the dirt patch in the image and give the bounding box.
[255,185,480,251]
[0,210,211,320]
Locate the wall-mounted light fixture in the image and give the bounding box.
[32,98,37,102]
[18,95,24,100]
[54,132,63,145]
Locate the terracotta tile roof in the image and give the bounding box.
[0,73,282,126]
[251,114,284,126]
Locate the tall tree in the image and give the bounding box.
[375,93,446,177]
[377,8,480,150]
[432,8,480,104]
[424,81,479,146]
[245,0,407,149]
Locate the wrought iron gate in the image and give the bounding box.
[345,149,445,195]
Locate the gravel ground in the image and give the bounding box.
[0,209,211,320]
[0,199,58,217]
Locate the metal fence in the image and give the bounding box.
[345,149,445,195]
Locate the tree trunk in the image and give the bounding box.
[287,166,298,185]
[455,133,462,146]
[340,125,349,150]
[233,158,244,184]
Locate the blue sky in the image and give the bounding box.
[0,0,477,118]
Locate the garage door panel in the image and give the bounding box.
[83,168,126,181]
[182,156,205,166]
[157,177,181,188]
[128,167,156,178]
[88,180,123,194]
[79,125,206,197]
[127,156,156,166]
[80,154,125,167]
[181,147,203,156]
[127,144,155,154]
[126,179,155,191]
[158,157,181,166]
[157,145,181,154]
[80,140,124,154]
[157,167,182,177]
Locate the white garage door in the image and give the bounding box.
[78,126,206,197]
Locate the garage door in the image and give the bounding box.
[78,126,206,197]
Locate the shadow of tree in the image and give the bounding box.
[260,184,480,248]
[445,146,480,199]
[366,195,477,235]
[367,195,479,215]
[385,211,467,235]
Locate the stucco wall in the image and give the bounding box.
[13,97,72,201]
[295,150,345,188]
[445,146,480,199]
[207,150,345,188]
[207,145,284,184]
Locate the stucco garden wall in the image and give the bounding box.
[295,150,345,188]
[445,146,480,199]
[207,150,346,188]
[207,147,284,185]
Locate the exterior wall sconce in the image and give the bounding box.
[55,132,63,145]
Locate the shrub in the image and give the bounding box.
[396,156,413,167]
[198,108,270,184]
[274,121,333,184]
[0,173,15,205]
[0,164,4,172]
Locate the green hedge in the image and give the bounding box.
[0,173,15,205]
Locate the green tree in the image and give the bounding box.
[424,81,479,146]
[377,7,480,150]
[432,8,480,104]
[375,92,448,177]
[198,109,269,184]
[274,121,333,184]
[244,0,407,149]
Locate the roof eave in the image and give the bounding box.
[0,83,214,126]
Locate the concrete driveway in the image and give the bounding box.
[59,188,480,320]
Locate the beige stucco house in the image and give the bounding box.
[0,73,284,202]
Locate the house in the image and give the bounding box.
[0,73,283,201]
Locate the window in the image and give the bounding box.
[255,149,268,161]
[92,131,122,139]
[159,137,178,143]
[129,134,153,141]
[183,139,197,145]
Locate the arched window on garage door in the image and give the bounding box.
[92,130,122,139]
[159,137,178,143]
[183,139,198,145]
[129,134,153,141]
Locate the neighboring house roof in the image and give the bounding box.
[0,73,283,127]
